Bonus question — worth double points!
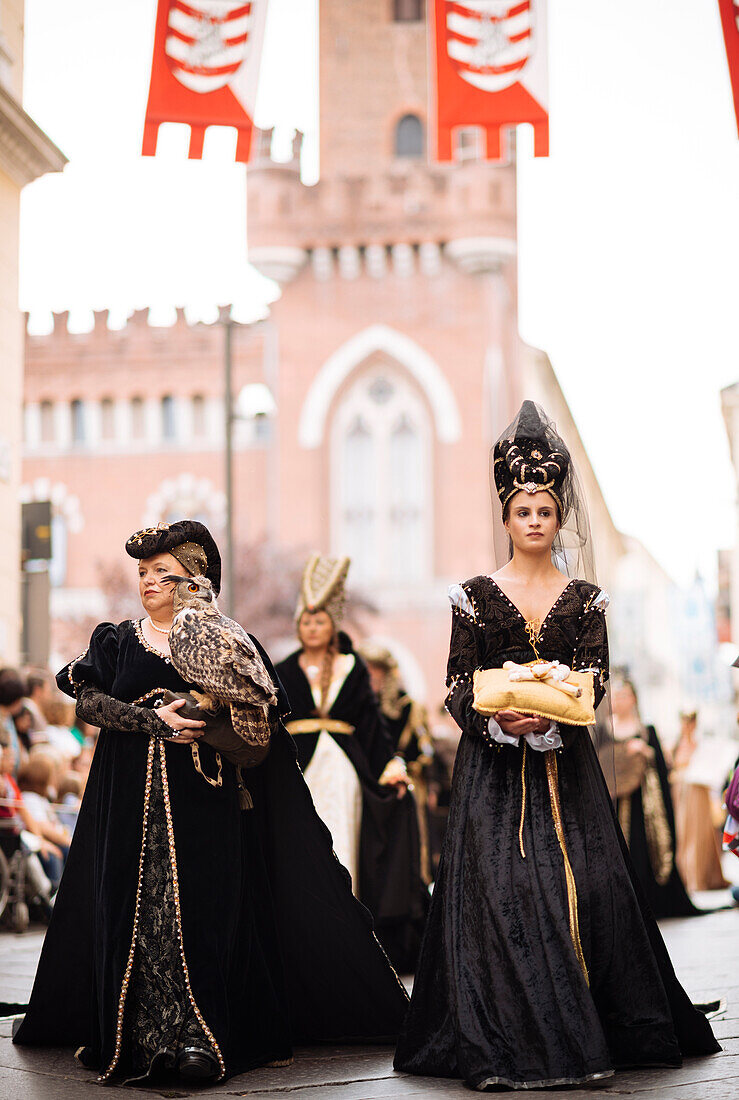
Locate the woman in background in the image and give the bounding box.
[671,708,730,893]
[277,554,427,972]
[611,675,704,917]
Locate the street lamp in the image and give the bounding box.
[220,308,276,618]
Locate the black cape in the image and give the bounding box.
[395,577,719,1090]
[276,639,428,972]
[13,621,408,1080]
[620,724,703,919]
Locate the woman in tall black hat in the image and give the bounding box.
[394,402,719,1090]
[13,521,408,1085]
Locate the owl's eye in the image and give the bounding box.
[188,583,198,593]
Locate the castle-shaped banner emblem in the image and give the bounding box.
[142,0,269,162]
[165,1,252,94]
[431,0,548,162]
[446,0,534,93]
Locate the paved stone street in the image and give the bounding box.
[0,893,737,1100]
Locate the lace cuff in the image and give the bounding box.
[487,717,563,752]
[75,684,172,740]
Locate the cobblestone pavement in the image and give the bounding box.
[0,889,736,1099]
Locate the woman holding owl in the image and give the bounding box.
[14,521,408,1085]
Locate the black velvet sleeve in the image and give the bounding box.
[56,621,172,740]
[572,593,610,709]
[74,684,172,740]
[444,604,487,738]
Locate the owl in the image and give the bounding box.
[164,574,277,747]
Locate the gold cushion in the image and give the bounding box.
[472,667,595,727]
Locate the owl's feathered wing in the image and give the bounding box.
[169,607,277,745]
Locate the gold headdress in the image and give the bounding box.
[492,400,570,519]
[296,553,351,626]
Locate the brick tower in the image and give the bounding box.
[246,0,524,698]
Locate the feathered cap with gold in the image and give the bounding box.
[295,553,351,626]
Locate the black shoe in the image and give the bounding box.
[176,1047,219,1081]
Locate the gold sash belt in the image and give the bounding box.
[517,746,589,985]
[285,718,355,736]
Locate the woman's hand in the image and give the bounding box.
[155,698,206,745]
[379,756,410,799]
[494,710,551,737]
[39,840,63,859]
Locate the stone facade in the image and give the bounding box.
[22,0,622,701]
[0,0,65,662]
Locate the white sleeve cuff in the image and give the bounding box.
[486,718,562,752]
[487,717,520,747]
[525,722,562,751]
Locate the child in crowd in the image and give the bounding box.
[56,772,82,836]
[17,755,71,889]
[0,735,59,916]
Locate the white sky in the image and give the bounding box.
[19,0,739,587]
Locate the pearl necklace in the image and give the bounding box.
[147,617,171,636]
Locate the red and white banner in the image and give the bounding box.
[718,0,739,137]
[142,1,269,162]
[429,0,548,162]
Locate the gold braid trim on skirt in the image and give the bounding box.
[544,751,589,986]
[642,763,674,886]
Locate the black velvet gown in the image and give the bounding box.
[618,725,702,919]
[277,637,428,973]
[394,577,719,1091]
[13,620,409,1083]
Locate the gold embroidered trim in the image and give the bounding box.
[67,649,89,690]
[132,689,167,706]
[642,764,673,886]
[158,739,226,1079]
[518,741,528,859]
[545,751,589,985]
[98,736,155,1082]
[132,618,172,666]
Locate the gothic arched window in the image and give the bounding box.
[100,397,115,440]
[331,369,431,585]
[394,0,424,22]
[70,399,85,444]
[395,114,424,158]
[161,395,176,440]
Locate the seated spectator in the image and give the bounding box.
[0,734,59,914]
[12,704,34,755]
[17,756,70,889]
[23,668,54,741]
[57,772,82,836]
[0,668,29,775]
[37,697,82,762]
[71,739,95,783]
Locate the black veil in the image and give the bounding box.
[489,400,616,792]
[490,401,598,583]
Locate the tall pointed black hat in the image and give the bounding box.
[493,400,571,519]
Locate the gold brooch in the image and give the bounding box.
[127,522,170,547]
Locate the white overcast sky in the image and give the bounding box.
[19,0,739,587]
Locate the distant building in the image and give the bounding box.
[22,0,623,701]
[609,536,732,739]
[0,0,65,661]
